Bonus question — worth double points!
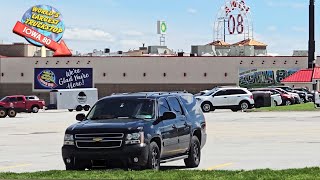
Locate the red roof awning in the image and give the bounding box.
[312,67,320,79]
[281,69,313,83]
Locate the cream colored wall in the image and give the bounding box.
[0,56,308,85]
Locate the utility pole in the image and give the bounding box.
[309,0,316,69]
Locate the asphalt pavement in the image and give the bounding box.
[0,110,319,172]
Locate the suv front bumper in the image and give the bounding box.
[62,143,149,167]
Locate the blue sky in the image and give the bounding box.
[0,0,316,55]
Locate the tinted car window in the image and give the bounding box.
[226,89,247,95]
[87,98,155,120]
[167,96,183,115]
[9,97,17,102]
[214,90,226,96]
[0,97,9,102]
[180,95,203,116]
[17,97,24,101]
[158,98,171,116]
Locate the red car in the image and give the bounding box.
[0,95,45,113]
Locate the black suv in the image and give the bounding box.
[62,92,207,170]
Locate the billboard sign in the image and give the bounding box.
[157,21,167,35]
[13,5,71,56]
[214,0,253,41]
[239,68,299,87]
[34,68,93,90]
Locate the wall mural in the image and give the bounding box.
[239,68,299,87]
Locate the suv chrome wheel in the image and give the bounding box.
[240,102,249,110]
[201,103,211,113]
[32,106,39,113]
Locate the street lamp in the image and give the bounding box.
[309,0,315,69]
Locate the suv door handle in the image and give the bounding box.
[224,97,228,98]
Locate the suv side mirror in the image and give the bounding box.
[161,112,176,121]
[76,113,86,121]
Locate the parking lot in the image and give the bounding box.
[0,110,319,172]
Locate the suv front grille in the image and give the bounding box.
[75,133,124,149]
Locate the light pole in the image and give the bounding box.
[309,0,315,69]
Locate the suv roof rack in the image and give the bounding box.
[111,91,190,98]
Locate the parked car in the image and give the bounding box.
[196,87,255,112]
[249,88,282,106]
[270,88,296,105]
[269,86,307,103]
[0,95,45,113]
[294,87,314,102]
[62,92,207,170]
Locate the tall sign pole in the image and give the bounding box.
[309,0,316,69]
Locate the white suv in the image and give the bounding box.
[196,87,255,112]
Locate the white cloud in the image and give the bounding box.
[187,8,197,14]
[265,1,305,9]
[119,40,144,50]
[64,28,115,42]
[121,30,144,37]
[267,26,277,32]
[292,26,307,33]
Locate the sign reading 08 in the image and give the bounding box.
[224,0,250,35]
[34,68,93,90]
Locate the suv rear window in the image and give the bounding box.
[167,96,184,115]
[180,95,203,116]
[227,89,247,95]
[158,98,171,116]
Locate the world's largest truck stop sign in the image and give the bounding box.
[13,5,72,56]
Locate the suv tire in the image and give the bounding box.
[239,101,249,111]
[184,136,201,168]
[8,109,17,118]
[145,142,160,170]
[32,106,40,113]
[201,102,213,113]
[0,109,7,118]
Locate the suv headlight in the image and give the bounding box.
[64,134,75,145]
[125,132,144,145]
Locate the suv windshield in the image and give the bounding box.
[0,97,8,102]
[87,98,155,120]
[204,88,219,96]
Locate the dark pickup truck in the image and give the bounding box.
[62,92,207,170]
